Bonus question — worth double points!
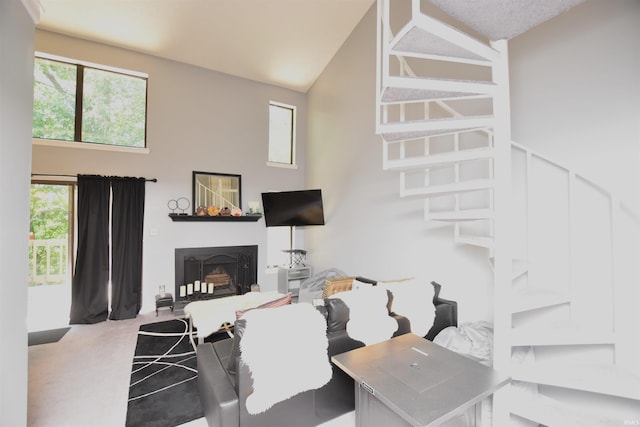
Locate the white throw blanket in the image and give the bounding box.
[184,291,284,340]
[239,303,332,415]
[330,286,398,346]
[377,279,436,337]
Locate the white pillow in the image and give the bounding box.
[351,278,373,290]
[377,278,435,337]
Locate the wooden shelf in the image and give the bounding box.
[169,214,262,222]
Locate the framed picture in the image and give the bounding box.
[192,171,242,215]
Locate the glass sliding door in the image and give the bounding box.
[28,181,75,331]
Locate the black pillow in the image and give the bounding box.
[324,298,350,333]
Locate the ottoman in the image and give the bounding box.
[155,293,174,316]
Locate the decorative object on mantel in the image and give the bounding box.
[248,201,261,215]
[167,199,178,214]
[177,197,190,214]
[168,198,190,215]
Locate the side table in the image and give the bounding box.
[155,293,174,316]
[332,333,509,427]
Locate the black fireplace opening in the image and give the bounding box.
[175,245,257,300]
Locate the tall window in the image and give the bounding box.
[268,101,296,166]
[33,53,148,148]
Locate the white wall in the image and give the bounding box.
[0,0,34,424]
[510,0,640,211]
[306,5,494,323]
[306,0,639,324]
[32,31,308,310]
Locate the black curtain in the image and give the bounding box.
[70,175,111,324]
[109,177,145,320]
[70,175,146,324]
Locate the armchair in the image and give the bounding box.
[197,303,336,427]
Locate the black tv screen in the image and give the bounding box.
[261,189,325,227]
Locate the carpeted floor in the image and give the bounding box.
[126,318,204,427]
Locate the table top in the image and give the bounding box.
[331,333,509,427]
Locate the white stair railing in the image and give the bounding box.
[376,0,640,424]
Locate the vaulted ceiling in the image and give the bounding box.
[36,0,586,93]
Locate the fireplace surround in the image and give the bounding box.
[174,245,258,301]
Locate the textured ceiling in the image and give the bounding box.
[429,0,587,41]
[35,0,586,92]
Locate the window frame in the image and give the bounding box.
[32,52,149,153]
[267,101,297,169]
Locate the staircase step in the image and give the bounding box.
[381,76,496,103]
[512,287,570,313]
[401,178,494,198]
[488,257,528,281]
[390,15,498,65]
[455,234,494,249]
[511,363,640,400]
[384,147,495,171]
[510,388,622,426]
[427,208,494,221]
[380,115,494,142]
[510,324,615,346]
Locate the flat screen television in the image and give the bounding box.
[261,189,325,227]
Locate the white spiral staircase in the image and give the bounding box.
[376,1,640,425]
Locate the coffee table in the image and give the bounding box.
[332,333,509,427]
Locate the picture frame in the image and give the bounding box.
[192,171,242,215]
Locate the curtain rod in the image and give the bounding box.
[31,173,157,182]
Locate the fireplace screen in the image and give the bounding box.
[175,245,257,300]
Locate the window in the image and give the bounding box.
[268,101,296,166]
[33,53,148,148]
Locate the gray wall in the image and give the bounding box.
[510,0,640,209]
[1,0,34,424]
[32,30,309,308]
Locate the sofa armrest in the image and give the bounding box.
[354,276,377,285]
[427,297,458,341]
[197,342,239,427]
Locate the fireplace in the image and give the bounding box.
[175,245,258,301]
